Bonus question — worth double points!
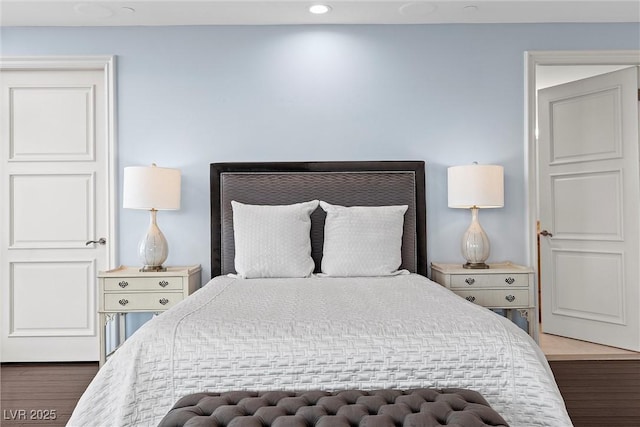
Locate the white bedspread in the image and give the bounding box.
[69,274,572,426]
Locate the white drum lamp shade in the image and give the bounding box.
[448,164,504,269]
[123,165,181,272]
[123,166,181,211]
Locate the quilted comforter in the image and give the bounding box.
[68,274,572,426]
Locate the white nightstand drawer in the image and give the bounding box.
[104,276,184,291]
[104,292,183,311]
[455,289,530,308]
[450,273,529,289]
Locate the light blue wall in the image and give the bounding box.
[3,24,639,285]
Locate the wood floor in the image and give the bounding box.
[549,359,640,427]
[1,358,639,427]
[1,362,98,427]
[540,331,640,361]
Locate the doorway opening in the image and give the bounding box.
[525,51,640,359]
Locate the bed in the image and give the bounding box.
[68,161,572,427]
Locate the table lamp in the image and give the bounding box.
[123,164,181,272]
[448,163,504,269]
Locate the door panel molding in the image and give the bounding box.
[9,84,96,162]
[9,259,96,337]
[550,169,623,241]
[10,172,96,248]
[549,87,622,164]
[549,249,625,325]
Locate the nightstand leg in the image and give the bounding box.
[99,313,106,367]
[516,308,535,339]
[118,313,126,347]
[100,314,117,367]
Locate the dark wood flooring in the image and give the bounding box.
[1,360,639,427]
[549,359,640,427]
[1,362,98,427]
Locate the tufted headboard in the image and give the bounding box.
[210,161,426,278]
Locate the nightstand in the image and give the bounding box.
[430,262,537,340]
[97,265,201,366]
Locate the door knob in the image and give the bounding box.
[539,230,553,237]
[85,238,107,246]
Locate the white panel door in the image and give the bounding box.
[538,67,640,351]
[0,57,115,361]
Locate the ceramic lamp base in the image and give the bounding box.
[138,209,169,272]
[461,207,491,269]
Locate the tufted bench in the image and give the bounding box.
[158,388,509,427]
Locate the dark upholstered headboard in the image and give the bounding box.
[210,161,426,278]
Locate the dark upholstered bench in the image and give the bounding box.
[158,388,509,427]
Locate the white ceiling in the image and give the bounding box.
[536,65,632,90]
[1,0,639,27]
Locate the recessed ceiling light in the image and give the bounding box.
[119,7,136,15]
[309,4,332,15]
[399,2,437,17]
[73,3,114,18]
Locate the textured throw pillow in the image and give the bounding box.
[320,201,408,276]
[232,200,319,278]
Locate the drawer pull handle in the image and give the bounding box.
[505,295,516,302]
[505,277,515,285]
[118,298,129,306]
[465,278,475,285]
[118,281,128,288]
[159,298,169,305]
[158,280,169,288]
[465,296,476,303]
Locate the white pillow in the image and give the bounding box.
[320,201,408,276]
[232,200,319,279]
